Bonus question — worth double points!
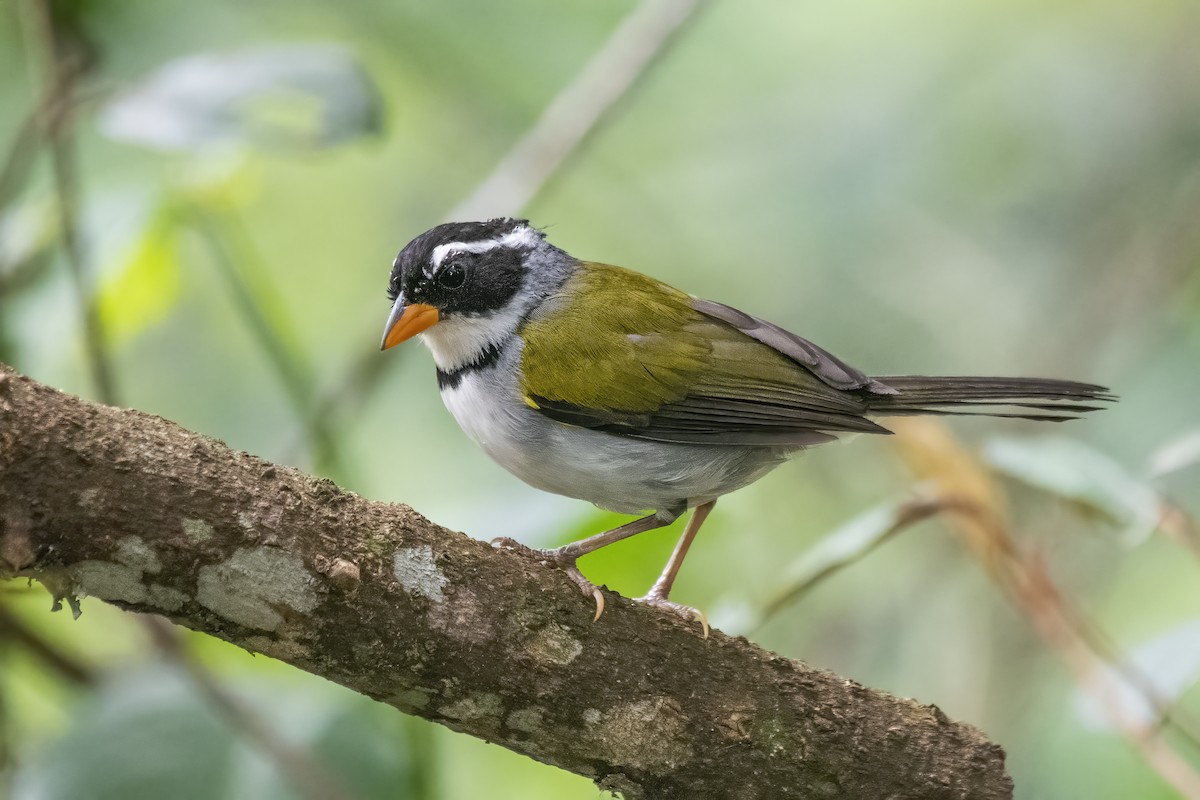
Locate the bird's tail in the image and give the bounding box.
[864,376,1114,422]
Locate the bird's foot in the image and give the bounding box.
[490,537,605,621]
[636,590,710,639]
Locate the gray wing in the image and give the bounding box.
[691,298,896,394]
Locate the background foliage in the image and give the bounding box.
[2,0,1199,798]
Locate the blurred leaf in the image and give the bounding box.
[174,152,264,213]
[13,669,237,800]
[983,436,1161,545]
[303,701,414,800]
[742,492,939,632]
[96,211,181,345]
[13,665,413,800]
[778,499,911,591]
[99,45,383,153]
[1147,429,1200,479]
[1074,619,1200,733]
[888,418,1009,566]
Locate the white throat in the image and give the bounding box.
[420,305,524,372]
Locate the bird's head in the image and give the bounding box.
[380,218,572,370]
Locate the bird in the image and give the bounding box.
[380,218,1111,635]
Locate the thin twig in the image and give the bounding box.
[761,419,1200,797]
[0,602,95,687]
[755,494,948,627]
[0,109,44,215]
[1049,578,1200,753]
[296,0,707,458]
[185,207,347,477]
[887,419,1200,799]
[1158,498,1200,563]
[28,0,118,405]
[767,489,1200,755]
[0,84,112,217]
[450,0,705,220]
[981,519,1200,799]
[141,617,352,800]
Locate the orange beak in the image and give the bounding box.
[380,296,439,350]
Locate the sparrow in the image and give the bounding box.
[380,218,1110,635]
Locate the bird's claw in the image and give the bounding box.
[490,537,605,621]
[561,565,605,622]
[637,592,710,639]
[490,538,705,633]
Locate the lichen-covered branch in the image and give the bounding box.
[0,364,1013,800]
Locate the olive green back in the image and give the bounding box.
[518,262,882,445]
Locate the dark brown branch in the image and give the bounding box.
[0,364,1012,800]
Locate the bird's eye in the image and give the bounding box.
[438,263,466,289]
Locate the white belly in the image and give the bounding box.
[439,361,792,515]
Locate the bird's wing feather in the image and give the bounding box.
[518,263,886,446]
[691,298,896,394]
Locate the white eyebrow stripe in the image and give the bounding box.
[428,226,540,273]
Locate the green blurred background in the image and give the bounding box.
[2,0,1199,797]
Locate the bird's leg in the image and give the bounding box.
[643,500,715,600]
[637,500,716,638]
[492,509,679,621]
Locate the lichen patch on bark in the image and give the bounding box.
[392,545,447,602]
[440,692,504,723]
[181,518,214,543]
[389,688,433,712]
[525,623,583,666]
[148,584,188,612]
[506,706,546,733]
[196,546,319,631]
[68,541,185,612]
[594,696,694,773]
[71,561,150,605]
[114,536,161,574]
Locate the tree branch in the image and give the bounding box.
[449,0,705,221]
[0,364,1012,800]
